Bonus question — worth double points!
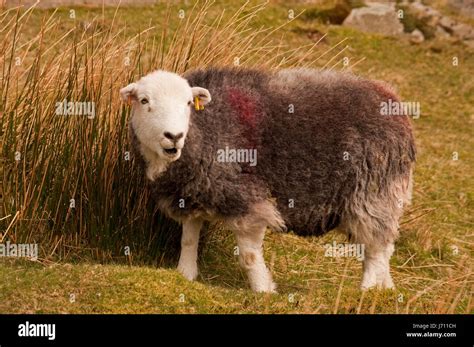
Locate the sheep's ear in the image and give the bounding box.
[191,87,211,105]
[120,83,138,103]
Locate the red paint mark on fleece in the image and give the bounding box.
[226,87,258,130]
[225,87,261,172]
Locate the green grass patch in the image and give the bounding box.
[0,1,472,314]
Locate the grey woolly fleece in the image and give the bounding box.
[130,67,416,237]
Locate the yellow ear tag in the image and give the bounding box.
[127,95,132,106]
[194,96,204,111]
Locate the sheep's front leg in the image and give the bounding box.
[234,227,276,293]
[177,218,203,281]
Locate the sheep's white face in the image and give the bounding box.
[120,70,211,180]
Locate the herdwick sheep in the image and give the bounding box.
[120,67,416,293]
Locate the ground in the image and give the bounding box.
[0,0,472,314]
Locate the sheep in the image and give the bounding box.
[120,67,416,293]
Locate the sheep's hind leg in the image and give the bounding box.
[234,226,276,293]
[344,217,397,290]
[177,218,203,281]
[342,195,402,290]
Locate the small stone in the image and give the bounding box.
[439,16,457,32]
[464,39,474,49]
[448,0,474,18]
[435,25,451,39]
[452,23,474,40]
[408,1,442,26]
[410,29,425,43]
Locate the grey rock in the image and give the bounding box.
[343,2,404,36]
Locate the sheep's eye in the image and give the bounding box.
[187,100,192,106]
[140,98,149,105]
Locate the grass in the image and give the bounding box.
[0,0,473,314]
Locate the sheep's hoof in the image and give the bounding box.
[361,272,395,291]
[252,281,277,294]
[177,263,198,281]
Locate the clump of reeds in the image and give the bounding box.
[0,1,349,265]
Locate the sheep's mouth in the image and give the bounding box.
[160,146,181,161]
[164,148,178,155]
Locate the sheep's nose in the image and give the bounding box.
[164,132,184,142]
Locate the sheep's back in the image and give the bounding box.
[257,69,415,235]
